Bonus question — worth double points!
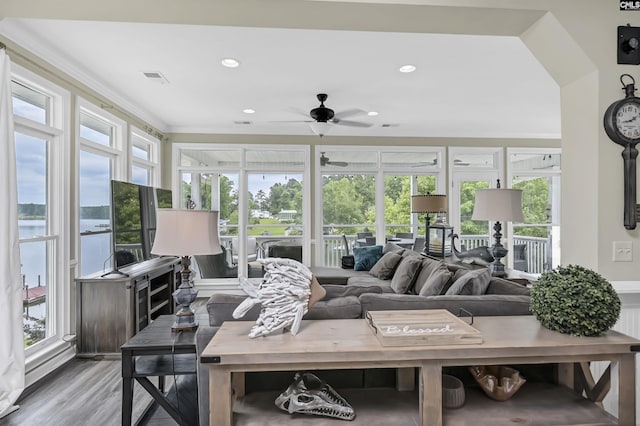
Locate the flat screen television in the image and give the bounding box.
[111,180,172,269]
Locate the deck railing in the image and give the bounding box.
[320,234,549,274]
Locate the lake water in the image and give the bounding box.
[20,218,110,338]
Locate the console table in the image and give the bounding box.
[121,314,197,426]
[201,315,640,426]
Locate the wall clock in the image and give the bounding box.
[603,73,640,230]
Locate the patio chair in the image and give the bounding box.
[195,246,238,278]
[231,237,258,264]
[395,232,414,239]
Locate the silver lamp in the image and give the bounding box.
[411,194,448,256]
[471,180,524,277]
[151,209,222,331]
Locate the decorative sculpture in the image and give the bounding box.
[450,234,495,265]
[468,366,526,401]
[233,257,323,338]
[275,372,356,421]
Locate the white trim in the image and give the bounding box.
[11,62,73,373]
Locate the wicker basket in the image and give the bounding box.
[442,374,465,409]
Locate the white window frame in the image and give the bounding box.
[173,143,311,293]
[506,147,562,273]
[11,63,72,386]
[314,146,446,266]
[77,98,126,277]
[129,127,160,187]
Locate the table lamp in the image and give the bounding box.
[471,180,524,277]
[151,209,222,331]
[411,194,447,255]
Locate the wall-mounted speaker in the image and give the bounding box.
[618,25,640,65]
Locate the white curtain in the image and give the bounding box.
[0,49,24,419]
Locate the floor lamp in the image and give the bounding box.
[151,209,222,331]
[471,180,524,277]
[411,194,447,255]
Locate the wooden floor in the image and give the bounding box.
[0,299,207,426]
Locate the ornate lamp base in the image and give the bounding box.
[171,256,199,332]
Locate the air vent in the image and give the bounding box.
[141,71,169,84]
[234,121,252,125]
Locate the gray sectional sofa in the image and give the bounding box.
[196,243,533,424]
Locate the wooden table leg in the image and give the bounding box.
[420,361,442,426]
[121,349,133,426]
[210,366,233,426]
[617,354,636,425]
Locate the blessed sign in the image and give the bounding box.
[366,309,483,346]
[382,324,454,335]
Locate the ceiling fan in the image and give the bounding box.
[276,94,372,133]
[309,94,371,127]
[320,152,348,167]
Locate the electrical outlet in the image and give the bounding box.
[613,241,633,262]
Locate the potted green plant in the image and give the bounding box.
[530,264,621,337]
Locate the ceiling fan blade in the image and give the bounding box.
[268,120,313,123]
[334,108,366,119]
[332,119,372,128]
[328,161,349,167]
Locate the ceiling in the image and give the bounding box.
[0,18,560,139]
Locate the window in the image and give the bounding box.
[12,66,69,355]
[317,147,445,266]
[78,100,125,276]
[130,128,159,186]
[448,147,501,252]
[508,149,561,274]
[175,145,310,281]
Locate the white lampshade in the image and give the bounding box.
[151,209,222,256]
[472,188,524,222]
[411,194,447,213]
[309,121,332,137]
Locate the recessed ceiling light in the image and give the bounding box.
[221,58,240,68]
[368,111,379,117]
[243,109,255,114]
[399,64,416,73]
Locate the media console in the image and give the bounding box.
[75,256,180,356]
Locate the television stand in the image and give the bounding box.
[75,257,180,356]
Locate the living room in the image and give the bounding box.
[1,1,639,425]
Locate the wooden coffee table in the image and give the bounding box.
[200,315,640,426]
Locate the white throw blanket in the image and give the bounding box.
[233,257,313,338]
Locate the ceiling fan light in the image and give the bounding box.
[309,122,332,137]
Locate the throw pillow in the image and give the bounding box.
[445,268,492,295]
[390,256,423,294]
[353,245,384,271]
[413,258,445,294]
[369,252,403,280]
[382,242,405,255]
[418,262,453,297]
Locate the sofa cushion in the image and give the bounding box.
[369,251,403,279]
[304,295,362,320]
[383,242,405,254]
[390,256,423,293]
[413,257,446,294]
[347,275,394,293]
[310,267,370,285]
[485,277,531,295]
[353,245,384,271]
[416,261,453,297]
[445,268,491,295]
[321,284,384,299]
